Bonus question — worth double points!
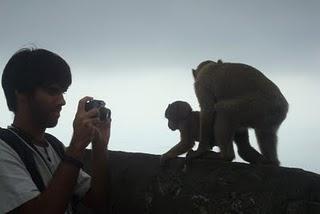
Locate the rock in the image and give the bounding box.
[82,150,320,214]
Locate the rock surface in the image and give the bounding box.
[82,150,320,214]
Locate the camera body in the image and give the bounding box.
[85,99,111,121]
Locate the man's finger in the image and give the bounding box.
[85,108,100,118]
[77,96,93,112]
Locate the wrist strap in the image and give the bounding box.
[62,155,83,169]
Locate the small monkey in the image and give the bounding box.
[192,60,289,165]
[161,101,204,164]
[161,101,266,165]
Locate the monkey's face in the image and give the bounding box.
[168,119,179,131]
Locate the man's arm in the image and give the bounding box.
[81,144,109,213]
[13,147,84,214]
[81,110,111,213]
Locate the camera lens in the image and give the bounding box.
[99,107,111,120]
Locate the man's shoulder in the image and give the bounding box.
[0,127,19,144]
[0,135,23,165]
[0,128,32,164]
[0,127,26,151]
[0,129,16,151]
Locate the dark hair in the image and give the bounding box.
[2,48,72,112]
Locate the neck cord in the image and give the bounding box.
[43,146,52,162]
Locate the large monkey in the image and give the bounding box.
[161,101,267,165]
[192,60,289,165]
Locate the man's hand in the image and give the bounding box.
[68,97,101,158]
[92,115,111,148]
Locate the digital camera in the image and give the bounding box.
[85,99,111,121]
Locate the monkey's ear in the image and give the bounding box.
[192,69,197,79]
[217,59,223,64]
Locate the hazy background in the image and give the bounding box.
[1,0,319,173]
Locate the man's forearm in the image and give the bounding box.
[88,142,109,212]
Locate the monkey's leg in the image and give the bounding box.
[190,110,215,159]
[192,82,216,158]
[214,113,235,161]
[234,128,265,164]
[255,127,280,166]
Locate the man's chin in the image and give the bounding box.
[46,119,59,128]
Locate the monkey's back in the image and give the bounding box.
[195,62,286,102]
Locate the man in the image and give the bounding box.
[0,48,110,213]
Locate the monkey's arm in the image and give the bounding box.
[163,140,195,158]
[161,130,195,164]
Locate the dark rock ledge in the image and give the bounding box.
[82,150,320,214]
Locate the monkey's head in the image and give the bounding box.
[165,101,192,131]
[192,59,223,79]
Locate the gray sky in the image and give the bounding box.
[1,0,320,173]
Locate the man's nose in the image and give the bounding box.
[58,94,66,106]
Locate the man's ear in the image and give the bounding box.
[15,90,29,103]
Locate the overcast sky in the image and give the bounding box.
[1,0,319,174]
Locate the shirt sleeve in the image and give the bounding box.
[74,168,91,198]
[0,139,40,213]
